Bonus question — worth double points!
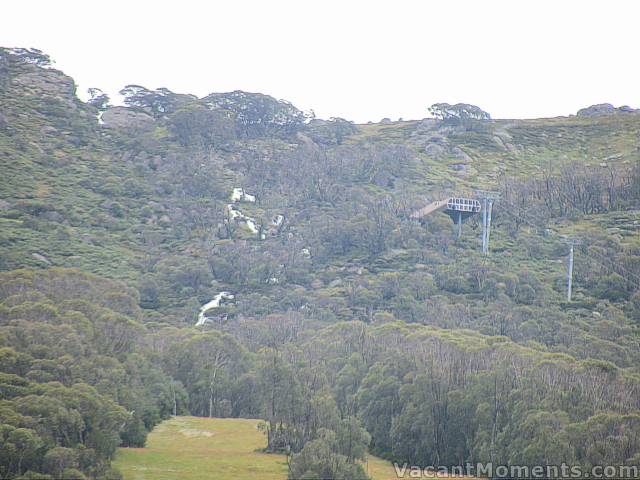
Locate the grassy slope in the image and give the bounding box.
[113,416,399,480]
[354,115,640,191]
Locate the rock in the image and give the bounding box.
[41,125,57,135]
[424,143,446,159]
[577,103,616,116]
[576,103,636,116]
[41,211,64,223]
[0,199,10,210]
[504,142,520,154]
[449,163,469,172]
[101,106,155,130]
[421,134,449,158]
[450,146,471,161]
[12,69,76,99]
[149,155,162,170]
[32,253,51,265]
[295,132,318,151]
[418,118,438,130]
[380,118,392,124]
[427,134,448,145]
[492,135,519,154]
[493,135,506,150]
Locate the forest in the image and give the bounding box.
[0,47,639,479]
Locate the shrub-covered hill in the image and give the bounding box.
[1,47,640,479]
[1,48,638,345]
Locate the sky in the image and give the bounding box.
[2,0,639,123]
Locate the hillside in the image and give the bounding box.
[1,46,640,479]
[2,48,638,355]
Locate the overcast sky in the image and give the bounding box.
[2,0,638,123]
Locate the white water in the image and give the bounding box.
[227,204,264,237]
[196,291,234,326]
[227,187,263,236]
[227,204,241,220]
[245,218,259,234]
[197,188,287,323]
[231,187,255,203]
[272,214,284,227]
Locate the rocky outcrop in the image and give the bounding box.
[577,103,637,116]
[31,253,51,265]
[12,69,76,100]
[101,106,155,130]
[450,146,471,162]
[420,133,449,159]
[424,143,446,159]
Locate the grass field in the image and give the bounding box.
[113,416,401,480]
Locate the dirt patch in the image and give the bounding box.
[179,428,214,438]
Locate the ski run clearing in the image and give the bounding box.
[114,416,402,480]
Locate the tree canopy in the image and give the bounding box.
[428,102,491,128]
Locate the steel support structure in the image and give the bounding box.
[561,237,581,302]
[476,190,500,255]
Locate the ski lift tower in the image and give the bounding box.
[560,236,582,302]
[475,190,501,254]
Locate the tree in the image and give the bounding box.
[335,417,370,463]
[167,104,235,150]
[307,117,358,145]
[595,273,630,302]
[203,91,308,138]
[257,348,304,452]
[167,332,247,418]
[87,88,110,111]
[119,85,194,118]
[428,103,490,129]
[5,48,52,67]
[0,426,42,477]
[287,429,370,480]
[356,364,402,456]
[43,447,79,479]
